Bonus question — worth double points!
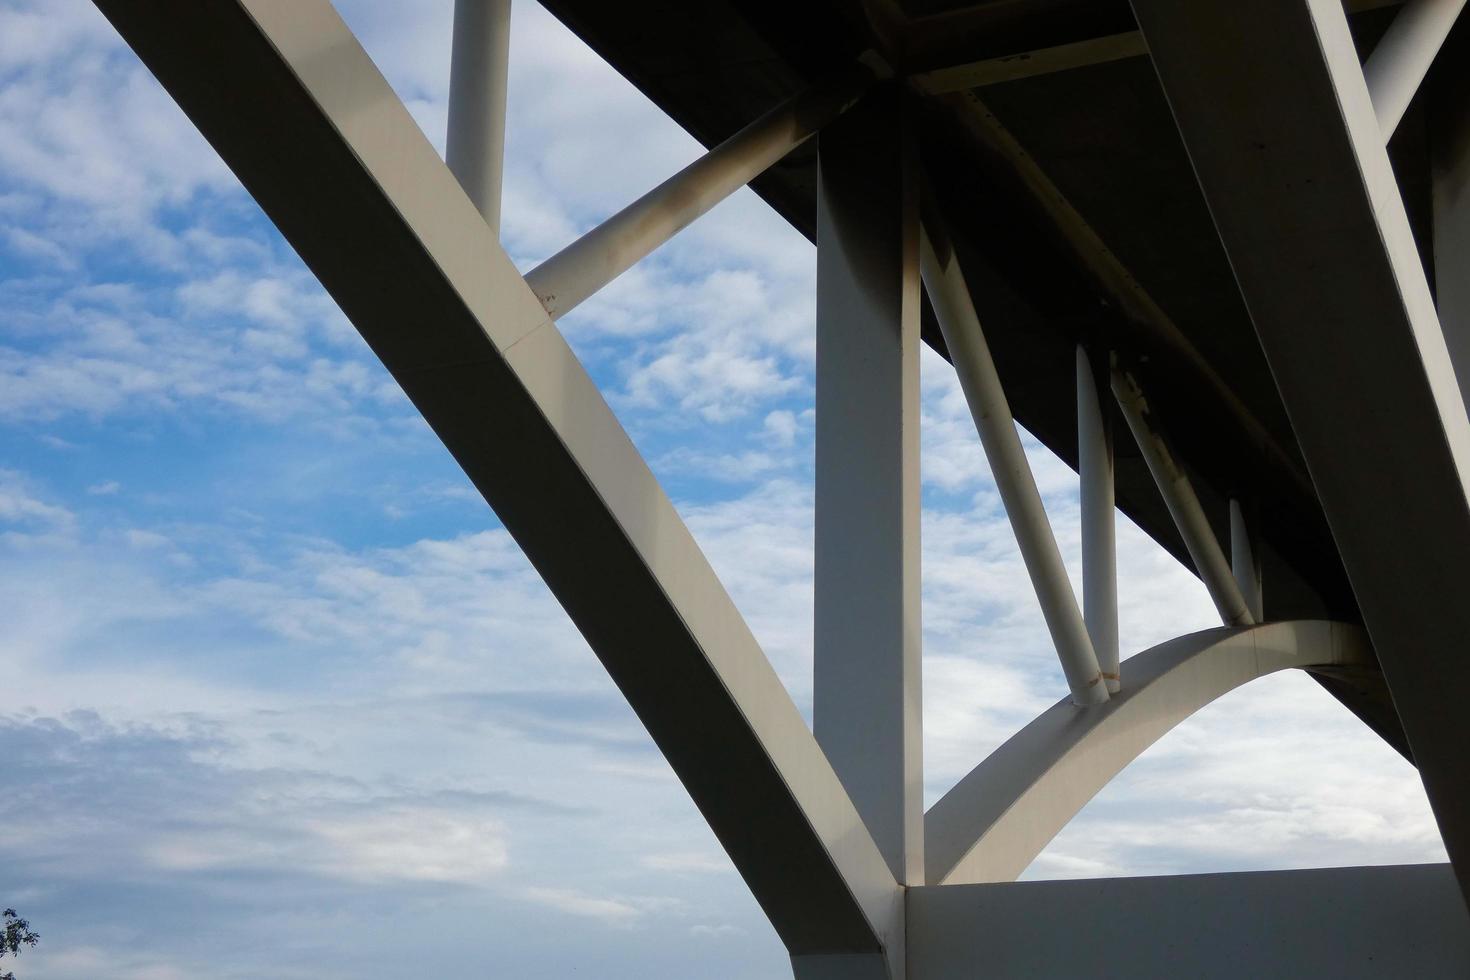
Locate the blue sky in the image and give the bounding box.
[0,1,1448,977]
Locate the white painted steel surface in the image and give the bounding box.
[1077,346,1119,692]
[921,223,1107,705]
[910,864,1470,978]
[925,620,1370,885]
[1112,369,1254,627]
[1363,0,1467,138]
[1131,0,1470,905]
[524,72,871,319]
[447,0,511,233]
[813,95,924,899]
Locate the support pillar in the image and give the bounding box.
[813,89,923,890]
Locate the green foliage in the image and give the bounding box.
[0,909,39,980]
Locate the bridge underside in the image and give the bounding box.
[538,0,1442,757]
[89,0,1470,976]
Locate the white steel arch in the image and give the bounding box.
[926,620,1372,885]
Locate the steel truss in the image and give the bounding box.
[89,0,1470,976]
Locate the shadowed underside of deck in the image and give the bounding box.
[536,0,1436,757]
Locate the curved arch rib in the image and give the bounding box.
[925,620,1371,885]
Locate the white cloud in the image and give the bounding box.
[609,263,811,424]
[0,469,74,528]
[643,851,734,875]
[524,887,645,925]
[655,447,784,483]
[0,1,236,263]
[5,223,76,267]
[149,807,510,885]
[522,887,681,927]
[192,528,595,695]
[0,273,403,428]
[762,409,802,448]
[690,923,744,938]
[624,338,802,423]
[0,1,112,74]
[22,946,204,980]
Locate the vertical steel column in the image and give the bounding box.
[447,0,511,233]
[1229,499,1264,622]
[813,90,923,886]
[1363,0,1467,139]
[1077,346,1119,692]
[920,220,1108,706]
[1112,370,1255,627]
